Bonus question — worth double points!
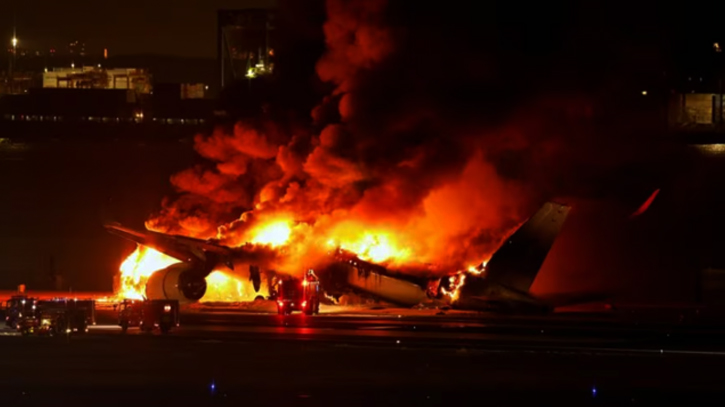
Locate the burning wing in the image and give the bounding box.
[104,223,233,267]
[105,223,270,302]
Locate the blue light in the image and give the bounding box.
[592,387,597,397]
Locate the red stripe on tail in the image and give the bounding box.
[630,189,660,219]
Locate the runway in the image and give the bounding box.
[87,306,725,353]
[2,309,725,406]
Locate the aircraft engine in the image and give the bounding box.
[145,263,207,303]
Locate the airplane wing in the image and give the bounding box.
[104,223,280,292]
[104,223,234,266]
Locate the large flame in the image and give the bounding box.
[115,246,259,302]
[327,231,411,264]
[202,270,265,302]
[249,219,292,247]
[117,246,179,300]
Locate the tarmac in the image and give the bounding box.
[1,305,725,406]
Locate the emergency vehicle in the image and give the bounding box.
[277,270,321,315]
[4,296,38,329]
[116,299,180,334]
[17,299,89,336]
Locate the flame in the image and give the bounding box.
[117,245,180,300]
[201,271,263,302]
[327,231,411,264]
[441,273,467,302]
[115,246,266,302]
[442,260,488,302]
[249,220,292,247]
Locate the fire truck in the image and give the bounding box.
[17,299,90,336]
[3,296,38,329]
[277,270,321,315]
[44,298,96,326]
[116,299,180,334]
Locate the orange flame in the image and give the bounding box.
[442,260,487,302]
[115,246,260,302]
[117,246,179,300]
[249,219,292,247]
[326,225,411,264]
[202,270,267,302]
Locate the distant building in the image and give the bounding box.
[218,9,276,89]
[42,67,152,93]
[181,83,207,99]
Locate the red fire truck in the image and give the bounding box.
[277,270,321,315]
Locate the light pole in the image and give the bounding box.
[10,36,17,77]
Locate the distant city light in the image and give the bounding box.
[715,42,722,53]
[641,90,647,96]
[97,64,101,68]
[205,85,209,90]
[11,37,17,47]
[44,67,48,73]
[71,62,75,69]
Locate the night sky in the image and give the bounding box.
[1,0,275,58]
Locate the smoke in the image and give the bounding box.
[146,0,678,278]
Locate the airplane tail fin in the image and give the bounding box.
[483,202,571,293]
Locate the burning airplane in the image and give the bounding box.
[99,0,618,312]
[105,201,574,313]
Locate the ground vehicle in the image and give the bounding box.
[117,299,180,334]
[4,296,37,329]
[17,300,88,336]
[277,270,320,315]
[43,298,96,325]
